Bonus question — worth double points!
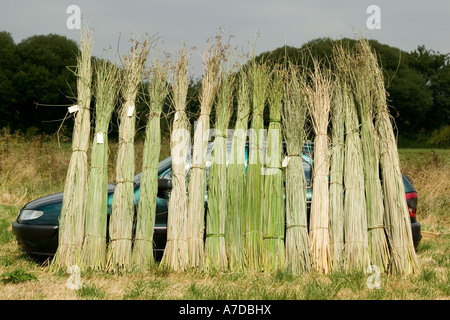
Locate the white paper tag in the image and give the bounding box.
[96,132,104,144]
[68,105,79,113]
[282,156,290,168]
[127,105,135,117]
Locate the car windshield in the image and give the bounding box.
[138,141,313,187]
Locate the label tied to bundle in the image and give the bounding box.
[96,132,104,144]
[68,105,79,113]
[127,105,135,117]
[282,156,290,168]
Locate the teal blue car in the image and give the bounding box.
[11,142,420,258]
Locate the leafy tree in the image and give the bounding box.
[1,33,79,133]
[0,31,20,128]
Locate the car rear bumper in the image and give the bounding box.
[411,221,422,251]
[11,221,58,256]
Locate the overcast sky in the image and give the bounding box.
[1,0,449,77]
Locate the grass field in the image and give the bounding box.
[0,129,448,300]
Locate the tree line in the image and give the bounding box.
[0,31,448,146]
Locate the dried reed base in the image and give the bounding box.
[81,235,106,271]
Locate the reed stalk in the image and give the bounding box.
[51,27,92,270]
[283,63,311,275]
[226,67,250,271]
[107,39,149,272]
[305,59,333,274]
[204,71,234,272]
[132,59,169,270]
[80,58,119,271]
[187,35,225,270]
[262,67,285,272]
[160,47,191,271]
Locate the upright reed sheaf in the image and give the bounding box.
[132,59,169,270]
[245,61,269,271]
[262,67,285,272]
[187,34,226,270]
[51,27,93,271]
[81,58,120,271]
[283,63,311,275]
[160,47,191,272]
[107,39,149,272]
[305,59,333,274]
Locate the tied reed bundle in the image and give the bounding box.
[161,47,191,271]
[132,59,169,270]
[187,35,225,269]
[364,41,419,275]
[328,76,345,271]
[342,81,370,272]
[226,68,250,271]
[107,39,149,272]
[283,63,311,275]
[305,59,332,274]
[204,72,234,272]
[262,67,285,272]
[81,58,120,271]
[51,27,93,270]
[350,41,390,273]
[245,61,269,271]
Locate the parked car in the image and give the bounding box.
[12,142,421,258]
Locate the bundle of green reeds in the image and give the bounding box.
[51,27,92,270]
[132,59,169,270]
[226,67,250,271]
[364,41,419,275]
[342,80,370,272]
[350,41,390,273]
[204,71,234,272]
[305,59,332,274]
[328,75,345,271]
[81,58,120,271]
[245,61,269,271]
[262,67,285,272]
[107,39,149,272]
[283,63,311,275]
[187,36,224,270]
[160,47,191,271]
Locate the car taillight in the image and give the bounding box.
[406,192,417,218]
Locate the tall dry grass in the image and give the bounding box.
[398,149,450,228]
[0,129,70,206]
